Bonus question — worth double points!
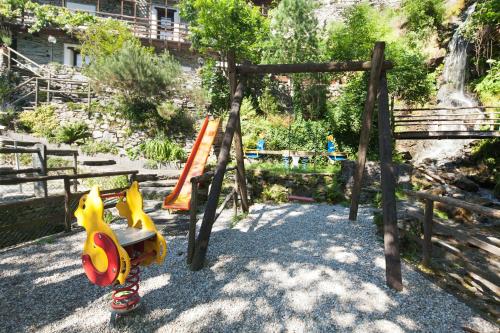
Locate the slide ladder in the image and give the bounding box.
[163,116,220,211]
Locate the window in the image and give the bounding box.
[64,44,89,67]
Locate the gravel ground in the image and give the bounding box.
[0,203,497,333]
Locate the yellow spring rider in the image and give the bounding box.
[75,181,167,318]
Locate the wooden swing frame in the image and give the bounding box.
[189,41,403,291]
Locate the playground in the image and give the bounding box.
[0,202,496,332]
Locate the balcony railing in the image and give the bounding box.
[19,6,190,45]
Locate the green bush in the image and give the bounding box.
[55,122,90,144]
[141,137,186,163]
[200,59,230,116]
[19,105,58,138]
[47,157,72,168]
[474,60,500,105]
[262,184,288,203]
[81,140,118,156]
[78,18,140,61]
[401,0,445,40]
[82,175,129,190]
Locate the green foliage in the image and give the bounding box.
[55,122,90,144]
[0,105,16,128]
[0,70,18,102]
[47,157,72,168]
[199,59,230,116]
[264,0,320,64]
[23,1,97,33]
[78,19,140,62]
[180,0,269,61]
[86,41,181,101]
[262,184,288,203]
[322,3,390,61]
[19,105,58,138]
[156,101,195,136]
[141,137,186,163]
[258,89,281,116]
[83,175,129,190]
[247,161,341,175]
[471,138,499,172]
[81,140,118,156]
[473,60,500,105]
[401,0,445,40]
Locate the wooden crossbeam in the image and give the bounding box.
[237,60,393,74]
[394,131,500,140]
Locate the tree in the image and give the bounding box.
[263,0,327,120]
[179,0,269,62]
[401,0,445,40]
[263,0,320,64]
[79,18,140,62]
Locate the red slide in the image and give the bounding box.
[163,116,220,211]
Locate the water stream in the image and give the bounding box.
[414,3,482,164]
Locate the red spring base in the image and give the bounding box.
[111,262,141,313]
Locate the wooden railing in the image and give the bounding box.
[403,190,500,267]
[392,106,500,139]
[20,7,190,44]
[1,46,92,107]
[0,170,139,232]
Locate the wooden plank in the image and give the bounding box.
[237,60,393,74]
[228,51,249,213]
[394,131,499,140]
[393,106,500,111]
[349,42,386,221]
[422,199,434,267]
[377,70,403,291]
[0,168,40,175]
[0,170,139,185]
[46,149,78,156]
[190,81,245,271]
[0,147,39,153]
[404,190,500,219]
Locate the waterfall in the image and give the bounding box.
[437,3,477,107]
[414,3,481,163]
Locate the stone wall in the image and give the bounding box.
[339,160,413,203]
[314,0,402,27]
[31,61,202,153]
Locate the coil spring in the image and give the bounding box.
[111,261,141,312]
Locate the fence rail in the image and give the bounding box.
[403,190,500,267]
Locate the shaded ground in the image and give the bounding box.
[0,203,497,332]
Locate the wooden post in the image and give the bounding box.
[228,51,249,213]
[47,76,51,103]
[35,78,39,106]
[349,42,386,221]
[64,177,72,232]
[422,199,434,267]
[32,143,47,197]
[72,152,78,192]
[187,177,198,265]
[233,173,238,218]
[378,70,402,291]
[190,80,245,271]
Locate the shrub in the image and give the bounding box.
[0,105,17,128]
[262,184,288,203]
[19,105,58,138]
[141,137,187,164]
[86,41,181,101]
[258,89,280,116]
[78,18,140,62]
[401,0,445,40]
[81,140,118,156]
[200,59,230,116]
[82,175,129,190]
[47,157,72,168]
[474,60,500,105]
[55,122,90,144]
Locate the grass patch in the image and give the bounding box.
[230,212,248,228]
[247,161,341,175]
[82,175,129,190]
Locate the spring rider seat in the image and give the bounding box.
[75,181,167,322]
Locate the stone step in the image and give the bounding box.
[141,187,172,198]
[140,179,178,188]
[80,159,117,166]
